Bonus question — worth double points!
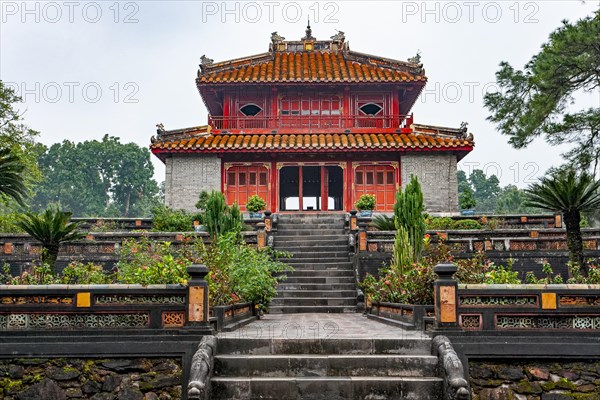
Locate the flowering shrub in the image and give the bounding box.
[202,233,290,311]
[60,261,111,284]
[1,261,110,285]
[116,236,195,285]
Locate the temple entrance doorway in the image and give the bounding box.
[279,165,343,211]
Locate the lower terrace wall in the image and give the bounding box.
[469,360,600,400]
[356,229,600,280]
[0,357,182,400]
[0,231,258,276]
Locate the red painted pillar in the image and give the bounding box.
[221,158,226,194]
[320,166,327,211]
[298,166,304,211]
[345,160,353,211]
[223,92,230,129]
[343,86,350,128]
[270,161,277,212]
[271,87,278,129]
[392,88,400,127]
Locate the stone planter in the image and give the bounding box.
[249,212,263,219]
[358,210,373,217]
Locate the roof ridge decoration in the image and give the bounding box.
[197,30,427,83]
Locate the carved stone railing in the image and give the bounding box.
[362,228,600,253]
[432,335,471,400]
[357,213,563,230]
[0,265,212,333]
[432,262,600,333]
[456,283,600,332]
[367,302,434,331]
[187,335,218,400]
[210,302,257,332]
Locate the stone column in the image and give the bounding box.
[185,264,212,333]
[433,263,460,331]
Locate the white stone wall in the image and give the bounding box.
[164,154,221,212]
[400,153,458,214]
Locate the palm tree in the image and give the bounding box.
[525,169,600,274]
[17,208,85,271]
[0,147,27,205]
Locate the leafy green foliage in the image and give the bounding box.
[391,226,413,275]
[525,168,600,270]
[425,217,455,230]
[31,135,160,217]
[0,147,27,206]
[393,176,426,265]
[355,194,376,211]
[202,233,291,310]
[452,219,483,230]
[152,206,193,232]
[246,195,267,213]
[0,211,25,233]
[17,208,85,270]
[116,236,193,285]
[458,188,476,210]
[59,262,111,284]
[483,260,521,284]
[204,191,243,238]
[458,169,532,213]
[1,261,109,285]
[371,215,395,230]
[484,11,600,176]
[0,80,42,200]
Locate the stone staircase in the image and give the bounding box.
[270,214,357,313]
[211,333,442,399]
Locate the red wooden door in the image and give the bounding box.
[354,165,397,212]
[225,165,270,211]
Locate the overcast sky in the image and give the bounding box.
[2,1,598,188]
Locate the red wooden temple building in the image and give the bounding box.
[151,27,474,214]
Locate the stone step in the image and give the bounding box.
[277,216,346,223]
[268,305,357,314]
[275,238,348,246]
[277,245,349,252]
[214,354,438,377]
[282,269,354,277]
[284,257,351,264]
[275,229,346,236]
[277,283,356,291]
[271,297,356,307]
[282,261,353,268]
[276,290,357,298]
[277,224,346,231]
[217,338,432,356]
[282,277,355,284]
[288,253,350,262]
[276,234,348,240]
[211,376,443,399]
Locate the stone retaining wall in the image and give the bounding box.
[470,360,600,400]
[0,357,182,400]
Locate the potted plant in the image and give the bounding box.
[355,194,376,217]
[246,195,267,219]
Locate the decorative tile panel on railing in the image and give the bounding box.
[0,285,187,331]
[456,284,600,332]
